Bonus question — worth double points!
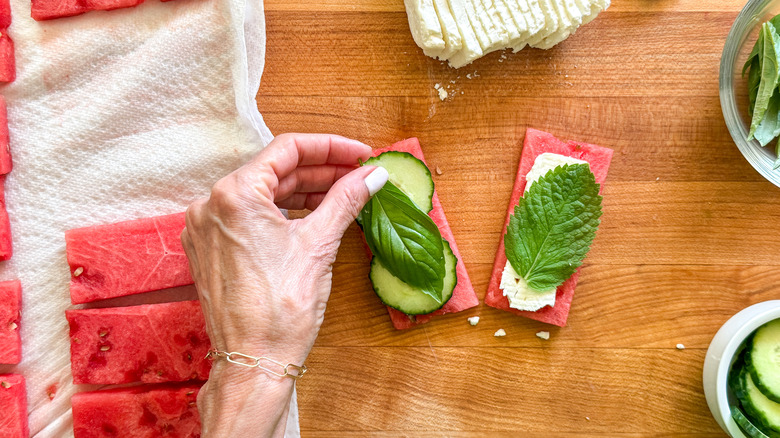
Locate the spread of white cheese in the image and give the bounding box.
[404,0,611,68]
[499,152,589,312]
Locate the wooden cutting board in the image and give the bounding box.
[258,1,773,435]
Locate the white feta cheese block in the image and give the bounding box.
[512,0,545,51]
[464,0,492,51]
[531,0,574,49]
[494,0,523,47]
[501,0,531,51]
[405,0,447,58]
[525,0,560,46]
[524,152,588,189]
[499,153,590,311]
[536,0,584,48]
[446,0,485,67]
[476,0,511,53]
[500,262,557,311]
[433,0,464,60]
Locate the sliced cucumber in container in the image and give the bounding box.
[748,319,780,403]
[365,151,434,213]
[733,407,774,438]
[369,239,457,315]
[735,359,780,435]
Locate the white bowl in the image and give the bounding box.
[703,300,780,436]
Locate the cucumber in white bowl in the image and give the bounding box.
[704,301,780,437]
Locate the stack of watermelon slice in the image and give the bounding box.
[66,214,206,437]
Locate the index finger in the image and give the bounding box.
[253,133,373,180]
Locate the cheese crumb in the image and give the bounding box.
[494,329,506,337]
[676,343,685,350]
[436,166,443,175]
[536,331,550,340]
[468,316,480,326]
[437,87,448,101]
[466,74,472,79]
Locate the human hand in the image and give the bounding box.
[181,133,388,437]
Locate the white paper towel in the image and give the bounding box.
[0,0,302,435]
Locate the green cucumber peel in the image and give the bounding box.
[357,181,446,303]
[504,164,602,292]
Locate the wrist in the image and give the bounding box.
[199,361,295,437]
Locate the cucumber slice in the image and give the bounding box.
[736,361,780,434]
[365,151,434,213]
[733,407,776,438]
[369,239,457,315]
[748,319,780,402]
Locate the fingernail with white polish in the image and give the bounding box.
[364,167,389,196]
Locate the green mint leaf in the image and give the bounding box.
[748,56,762,116]
[504,164,602,292]
[359,181,445,303]
[749,22,780,140]
[743,14,780,77]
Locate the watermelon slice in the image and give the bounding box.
[484,128,613,326]
[72,382,202,438]
[66,300,211,385]
[0,30,13,83]
[0,176,11,261]
[31,0,87,21]
[66,212,192,304]
[0,0,10,35]
[0,96,12,175]
[0,374,28,438]
[367,138,479,330]
[85,0,144,11]
[0,280,21,364]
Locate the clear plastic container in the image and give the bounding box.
[721,0,780,187]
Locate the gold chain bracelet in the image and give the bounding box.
[205,349,307,380]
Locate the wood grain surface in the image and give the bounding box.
[257,1,771,435]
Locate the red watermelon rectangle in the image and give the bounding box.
[0,176,11,261]
[0,30,14,83]
[0,0,11,29]
[367,138,478,330]
[0,96,12,175]
[72,382,202,438]
[66,300,211,385]
[484,128,613,326]
[66,212,193,304]
[0,279,21,364]
[31,0,87,20]
[0,374,28,438]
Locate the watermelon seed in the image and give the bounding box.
[8,322,16,330]
[74,337,81,344]
[99,345,110,352]
[0,381,9,388]
[186,391,194,396]
[188,401,196,407]
[157,370,163,376]
[73,267,84,277]
[98,330,108,337]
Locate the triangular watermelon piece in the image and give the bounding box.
[72,382,202,438]
[0,0,11,32]
[0,30,14,84]
[0,374,28,438]
[66,212,193,304]
[366,138,479,330]
[66,300,211,385]
[0,280,21,364]
[484,128,613,326]
[31,0,87,21]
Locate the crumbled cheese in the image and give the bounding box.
[436,166,443,175]
[437,87,448,101]
[468,316,480,326]
[494,329,506,337]
[536,331,550,340]
[676,343,685,350]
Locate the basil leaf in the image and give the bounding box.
[358,181,445,303]
[504,164,602,292]
[743,14,780,77]
[748,55,762,116]
[749,22,780,140]
[754,88,780,146]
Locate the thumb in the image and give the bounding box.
[307,165,389,237]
